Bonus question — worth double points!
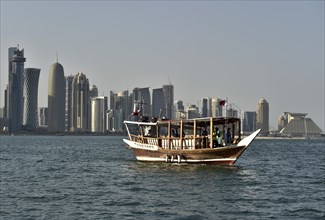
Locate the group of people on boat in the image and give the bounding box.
[201,126,233,148]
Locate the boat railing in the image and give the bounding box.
[159,136,195,150]
[129,134,159,146]
[130,134,217,150]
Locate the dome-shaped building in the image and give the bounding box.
[48,62,65,132]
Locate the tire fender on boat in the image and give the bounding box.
[177,154,181,163]
[171,155,174,162]
[165,155,170,163]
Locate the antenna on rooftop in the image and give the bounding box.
[56,52,58,63]
[167,76,171,85]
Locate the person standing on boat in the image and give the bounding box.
[212,127,220,147]
[225,127,232,144]
[201,127,208,148]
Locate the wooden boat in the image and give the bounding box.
[123,117,261,165]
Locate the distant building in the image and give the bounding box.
[39,107,48,126]
[201,97,213,117]
[71,72,89,132]
[91,96,108,132]
[187,104,199,119]
[243,111,256,133]
[8,47,26,132]
[48,62,65,132]
[227,107,238,118]
[162,84,174,120]
[201,98,208,118]
[256,98,269,135]
[106,109,114,131]
[89,85,98,98]
[132,87,151,117]
[89,84,99,129]
[211,98,222,117]
[110,90,129,132]
[279,112,323,137]
[174,100,185,119]
[23,68,40,130]
[152,88,164,118]
[3,85,8,118]
[64,75,74,131]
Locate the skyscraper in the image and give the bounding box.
[89,85,98,98]
[39,107,48,126]
[243,111,256,133]
[109,90,129,132]
[23,68,40,130]
[174,100,185,119]
[201,97,214,118]
[3,85,8,118]
[162,84,174,120]
[71,72,89,131]
[152,88,164,118]
[132,87,151,117]
[64,75,74,131]
[187,104,199,119]
[48,62,65,132]
[91,96,108,132]
[8,47,26,132]
[89,84,99,130]
[211,98,222,117]
[256,98,269,135]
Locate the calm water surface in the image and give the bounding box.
[0,136,324,219]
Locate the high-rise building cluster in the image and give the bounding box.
[3,46,42,132]
[0,46,177,134]
[1,46,322,136]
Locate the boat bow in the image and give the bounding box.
[237,129,261,148]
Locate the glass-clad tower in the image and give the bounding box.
[23,68,40,130]
[64,75,74,131]
[8,47,26,132]
[152,88,164,118]
[71,72,89,131]
[162,84,174,120]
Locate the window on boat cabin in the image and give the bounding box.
[158,125,168,137]
[142,125,157,137]
[183,123,194,137]
[127,123,142,136]
[170,122,181,137]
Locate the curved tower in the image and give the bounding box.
[48,62,65,132]
[23,68,40,130]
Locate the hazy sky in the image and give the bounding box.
[1,1,324,130]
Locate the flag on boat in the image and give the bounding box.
[220,99,227,106]
[132,109,140,116]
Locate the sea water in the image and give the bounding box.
[0,135,324,219]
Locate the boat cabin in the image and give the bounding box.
[124,117,242,150]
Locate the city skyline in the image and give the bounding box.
[0,1,324,130]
